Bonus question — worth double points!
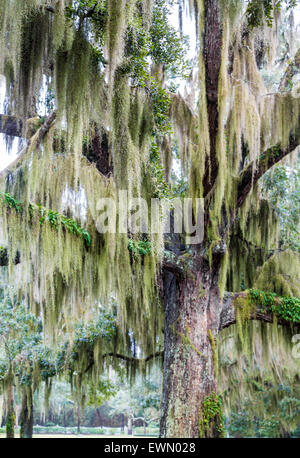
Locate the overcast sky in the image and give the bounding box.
[1,3,300,173]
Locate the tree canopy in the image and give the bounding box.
[0,0,299,439]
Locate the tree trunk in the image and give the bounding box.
[20,388,34,438]
[159,0,226,438]
[128,416,133,435]
[160,257,225,438]
[95,407,102,428]
[120,413,124,433]
[76,403,81,434]
[6,384,15,439]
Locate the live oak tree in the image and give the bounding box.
[0,0,299,438]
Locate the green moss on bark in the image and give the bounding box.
[198,392,225,438]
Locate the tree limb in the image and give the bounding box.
[279,48,300,91]
[219,292,299,331]
[162,256,185,278]
[104,351,164,364]
[0,247,8,267]
[202,0,223,197]
[236,136,300,209]
[0,248,20,267]
[236,44,300,210]
[34,111,56,151]
[0,111,56,179]
[45,6,55,14]
[0,115,23,137]
[84,351,164,374]
[133,416,160,425]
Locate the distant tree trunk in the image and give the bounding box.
[76,402,81,434]
[120,413,124,433]
[6,384,15,438]
[15,404,20,428]
[20,388,34,438]
[128,415,133,435]
[95,407,102,428]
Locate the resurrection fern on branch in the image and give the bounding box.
[0,191,91,248]
[248,289,300,324]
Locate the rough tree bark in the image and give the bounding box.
[20,388,34,438]
[160,252,225,438]
[128,415,133,435]
[76,402,81,434]
[160,0,300,438]
[160,0,225,438]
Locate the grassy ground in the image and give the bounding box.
[0,433,155,438]
[0,425,159,438]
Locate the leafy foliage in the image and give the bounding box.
[246,0,297,29]
[87,378,117,406]
[149,0,190,78]
[261,161,300,252]
[128,239,152,257]
[149,142,172,198]
[248,289,300,323]
[0,292,56,387]
[122,0,190,137]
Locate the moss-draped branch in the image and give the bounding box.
[0,115,23,137]
[237,137,300,209]
[219,290,300,331]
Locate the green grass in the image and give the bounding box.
[0,425,159,439]
[0,433,157,439]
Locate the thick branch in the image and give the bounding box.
[0,247,8,266]
[219,292,299,331]
[84,351,164,374]
[104,351,163,364]
[133,416,160,425]
[162,255,185,278]
[44,3,97,19]
[237,136,299,209]
[237,46,300,210]
[0,112,112,178]
[279,48,300,91]
[202,0,223,197]
[45,6,55,14]
[34,111,56,151]
[0,115,23,137]
[0,248,20,267]
[0,111,56,178]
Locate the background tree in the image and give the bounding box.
[0,290,53,438]
[108,372,161,435]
